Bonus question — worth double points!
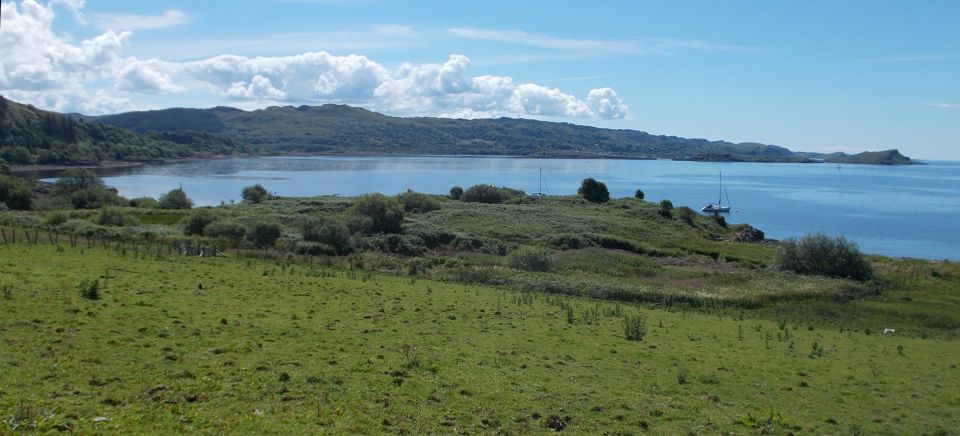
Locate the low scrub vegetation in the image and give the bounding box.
[773,233,873,282]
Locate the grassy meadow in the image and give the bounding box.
[2,243,959,434]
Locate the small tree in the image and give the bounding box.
[658,199,673,218]
[634,189,644,200]
[204,220,247,255]
[54,169,104,193]
[249,221,281,251]
[449,186,464,200]
[97,208,125,227]
[242,184,269,204]
[351,193,404,234]
[578,178,610,203]
[159,187,193,209]
[773,233,873,281]
[183,209,218,236]
[397,191,440,213]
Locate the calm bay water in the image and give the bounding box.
[84,156,959,260]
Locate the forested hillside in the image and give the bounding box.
[0,96,252,165]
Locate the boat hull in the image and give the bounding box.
[700,205,730,213]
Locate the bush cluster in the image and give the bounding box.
[351,193,404,234]
[773,233,873,282]
[508,246,553,272]
[578,178,610,203]
[397,191,440,213]
[461,184,524,204]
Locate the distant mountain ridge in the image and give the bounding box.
[0,95,917,166]
[91,103,809,162]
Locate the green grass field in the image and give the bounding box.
[2,244,958,433]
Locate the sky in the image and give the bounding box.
[1,0,958,159]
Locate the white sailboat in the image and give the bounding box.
[700,171,731,213]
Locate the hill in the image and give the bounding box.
[823,149,917,165]
[0,97,253,166]
[95,104,814,162]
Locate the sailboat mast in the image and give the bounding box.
[718,171,723,205]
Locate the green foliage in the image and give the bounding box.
[183,209,218,236]
[449,186,463,200]
[507,246,552,272]
[461,184,524,204]
[634,189,644,200]
[242,184,269,204]
[158,187,192,209]
[351,193,404,234]
[0,157,10,175]
[249,221,281,249]
[658,199,674,218]
[301,218,353,254]
[44,211,68,227]
[77,278,99,300]
[676,206,696,226]
[397,191,440,213]
[69,187,122,210]
[578,177,610,203]
[773,233,873,282]
[97,208,126,227]
[0,175,32,210]
[128,196,159,208]
[54,169,104,193]
[623,315,646,341]
[203,220,247,242]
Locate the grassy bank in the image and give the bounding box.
[2,244,959,433]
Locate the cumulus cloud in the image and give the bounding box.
[0,0,630,120]
[587,87,629,119]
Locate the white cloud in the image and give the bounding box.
[0,0,631,120]
[225,75,286,100]
[117,59,183,93]
[924,102,957,109]
[587,87,629,119]
[448,27,750,56]
[89,9,190,31]
[509,83,591,117]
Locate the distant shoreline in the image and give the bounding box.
[10,151,923,176]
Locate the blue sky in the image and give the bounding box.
[1,0,958,159]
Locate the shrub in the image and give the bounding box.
[54,169,104,193]
[158,187,192,209]
[70,187,121,209]
[449,186,464,200]
[623,315,646,341]
[634,189,645,200]
[44,211,69,227]
[0,175,32,210]
[302,218,353,254]
[508,246,552,272]
[78,279,99,300]
[397,191,440,213]
[677,206,696,226]
[578,178,610,203]
[249,221,282,250]
[97,208,126,227]
[773,233,873,282]
[183,209,218,236]
[658,199,673,218]
[129,196,158,208]
[351,193,404,234]
[203,220,247,242]
[242,184,269,204]
[0,157,9,176]
[363,233,427,255]
[461,184,524,204]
